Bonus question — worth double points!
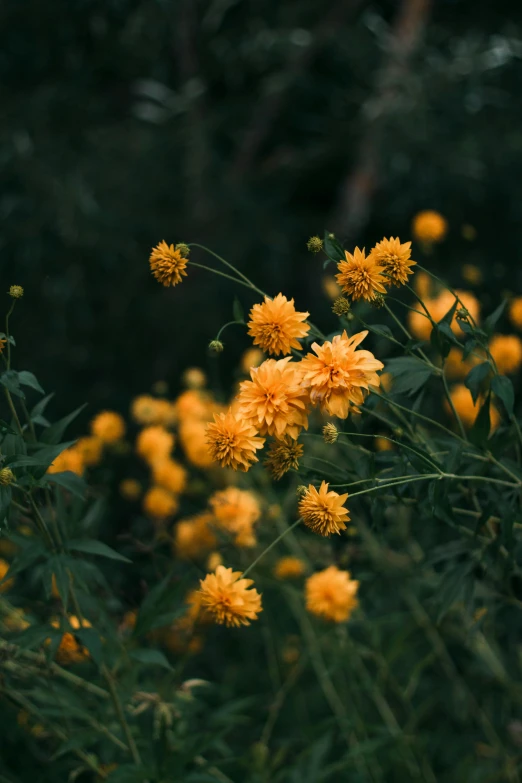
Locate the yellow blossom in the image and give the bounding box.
[305,566,359,623]
[149,240,188,287]
[299,481,349,536]
[90,411,126,444]
[198,565,262,627]
[335,247,387,301]
[247,294,310,356]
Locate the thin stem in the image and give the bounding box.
[215,320,244,341]
[102,663,142,765]
[189,243,265,291]
[338,431,443,474]
[348,475,441,497]
[3,390,23,436]
[241,519,302,579]
[383,301,432,365]
[188,261,263,293]
[441,369,467,439]
[5,301,15,370]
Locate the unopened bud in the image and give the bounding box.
[370,294,385,309]
[0,467,15,486]
[296,485,307,498]
[332,296,351,317]
[322,423,339,444]
[208,340,224,354]
[175,243,190,258]
[306,236,323,254]
[9,285,23,299]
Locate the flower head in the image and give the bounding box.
[509,297,522,331]
[51,615,92,665]
[119,478,142,500]
[143,486,179,520]
[371,237,416,287]
[332,296,351,317]
[182,367,206,389]
[47,446,84,476]
[322,423,339,443]
[299,481,349,536]
[90,411,126,444]
[131,395,174,427]
[0,559,14,593]
[0,467,15,486]
[237,358,309,440]
[247,294,310,356]
[206,409,265,471]
[489,334,522,376]
[136,425,174,464]
[335,248,387,302]
[306,566,359,623]
[241,347,264,374]
[274,556,306,580]
[174,513,217,559]
[198,565,262,627]
[264,438,304,480]
[152,458,187,495]
[149,241,188,287]
[75,436,103,467]
[412,211,447,244]
[299,330,383,419]
[9,285,24,299]
[307,236,323,253]
[209,487,261,547]
[209,339,224,353]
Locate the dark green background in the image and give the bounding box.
[3,0,522,417]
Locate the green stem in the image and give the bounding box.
[241,519,302,579]
[383,301,432,365]
[441,368,467,439]
[189,243,265,291]
[215,320,244,341]
[189,261,263,293]
[102,663,142,765]
[5,301,15,371]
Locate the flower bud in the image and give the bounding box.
[306,236,323,254]
[332,296,351,317]
[208,340,224,354]
[0,467,15,486]
[175,243,190,258]
[322,423,339,444]
[9,285,23,299]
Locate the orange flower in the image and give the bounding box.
[209,487,261,547]
[305,566,359,622]
[176,389,212,422]
[149,241,188,287]
[90,411,126,444]
[408,290,480,341]
[299,330,383,419]
[131,395,175,426]
[322,276,342,301]
[0,559,14,593]
[370,236,416,287]
[509,298,522,331]
[47,446,84,476]
[298,481,349,536]
[136,425,174,464]
[237,358,309,440]
[446,384,500,431]
[197,565,262,627]
[75,436,103,467]
[444,347,482,381]
[274,556,306,580]
[240,347,264,374]
[143,486,179,519]
[180,420,216,468]
[182,367,207,389]
[247,294,310,356]
[51,615,92,665]
[489,334,522,375]
[206,409,265,471]
[152,458,187,495]
[174,513,217,559]
[119,478,142,500]
[264,438,304,480]
[0,337,6,355]
[412,210,447,244]
[335,247,387,301]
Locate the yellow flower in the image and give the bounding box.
[489,334,522,375]
[264,438,304,480]
[90,411,126,444]
[181,420,215,468]
[240,347,264,374]
[444,347,482,381]
[152,458,187,495]
[375,436,394,452]
[447,384,500,431]
[198,565,262,627]
[370,237,416,287]
[237,358,309,440]
[51,615,92,665]
[0,338,6,355]
[149,240,188,287]
[298,481,349,536]
[274,556,306,580]
[299,330,383,419]
[136,425,174,464]
[461,263,482,285]
[131,395,171,426]
[305,566,359,622]
[0,559,14,593]
[206,409,265,471]
[47,446,84,476]
[182,367,207,389]
[209,487,261,547]
[176,389,214,422]
[322,276,342,301]
[143,486,179,519]
[509,297,522,330]
[9,285,24,299]
[408,290,480,341]
[119,478,142,500]
[207,551,223,571]
[335,247,387,302]
[75,436,103,467]
[174,513,217,559]
[247,294,310,356]
[412,210,448,244]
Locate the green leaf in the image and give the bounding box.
[369,324,394,340]
[469,392,491,447]
[491,374,514,417]
[6,538,47,578]
[130,648,173,670]
[46,470,87,498]
[0,485,12,524]
[40,404,87,445]
[68,538,132,563]
[464,361,491,404]
[135,571,187,636]
[232,297,245,323]
[0,370,25,399]
[31,392,55,421]
[385,357,436,396]
[75,627,103,666]
[323,230,344,262]
[17,370,44,394]
[484,300,507,335]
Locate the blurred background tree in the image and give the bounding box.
[2,0,521,416]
